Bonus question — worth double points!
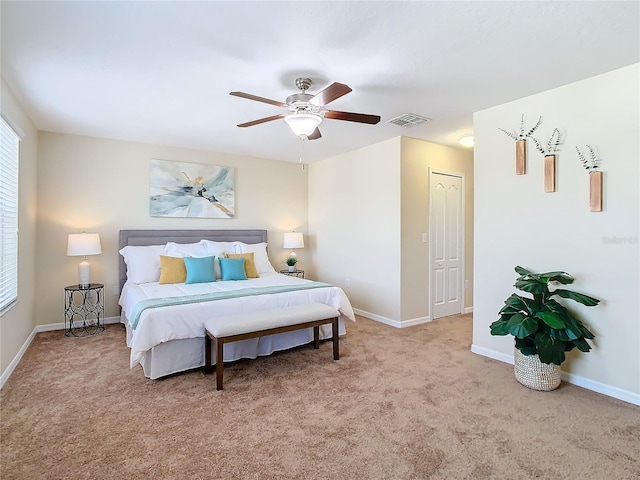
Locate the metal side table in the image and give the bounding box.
[64,283,105,336]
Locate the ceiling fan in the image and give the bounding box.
[230,77,380,140]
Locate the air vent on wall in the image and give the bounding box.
[386,113,431,128]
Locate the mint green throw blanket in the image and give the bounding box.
[130,282,334,330]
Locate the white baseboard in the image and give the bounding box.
[353,308,401,327]
[353,308,432,328]
[1,316,121,389]
[471,344,514,364]
[35,315,121,333]
[355,308,475,328]
[560,371,640,406]
[0,328,38,389]
[400,316,432,328]
[470,344,640,406]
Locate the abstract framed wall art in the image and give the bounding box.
[150,159,235,218]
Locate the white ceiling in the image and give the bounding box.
[2,1,639,163]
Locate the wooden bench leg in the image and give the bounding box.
[313,326,320,349]
[332,317,340,360]
[204,333,213,374]
[216,338,224,391]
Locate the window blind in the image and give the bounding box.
[0,117,19,313]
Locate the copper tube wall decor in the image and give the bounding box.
[515,140,526,175]
[576,145,603,212]
[544,155,556,193]
[499,115,542,175]
[589,171,603,212]
[531,128,561,192]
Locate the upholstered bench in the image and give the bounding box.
[204,303,340,390]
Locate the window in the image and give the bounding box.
[0,116,19,313]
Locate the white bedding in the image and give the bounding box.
[120,272,355,375]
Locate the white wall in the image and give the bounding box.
[473,64,639,401]
[36,132,309,323]
[309,136,474,326]
[400,137,474,322]
[308,138,402,321]
[0,79,39,376]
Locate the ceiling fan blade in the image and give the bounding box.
[237,114,285,128]
[309,82,352,106]
[230,91,286,108]
[324,110,381,124]
[307,128,322,140]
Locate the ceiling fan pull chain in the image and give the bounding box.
[299,137,306,170]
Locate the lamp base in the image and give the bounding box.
[78,259,91,287]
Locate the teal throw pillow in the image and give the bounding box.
[184,256,216,284]
[219,257,248,281]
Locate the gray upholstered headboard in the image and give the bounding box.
[118,229,268,291]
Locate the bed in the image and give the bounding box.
[118,229,355,379]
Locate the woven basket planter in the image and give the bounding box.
[513,347,561,391]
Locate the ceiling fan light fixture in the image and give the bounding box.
[284,113,323,138]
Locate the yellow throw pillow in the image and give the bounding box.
[226,252,258,278]
[159,255,187,284]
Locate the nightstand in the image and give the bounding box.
[279,269,305,279]
[64,283,105,336]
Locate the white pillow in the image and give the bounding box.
[236,242,276,274]
[201,241,240,279]
[119,244,166,284]
[164,241,209,258]
[200,240,240,255]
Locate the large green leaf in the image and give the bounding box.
[506,313,538,338]
[515,278,548,295]
[552,345,567,365]
[515,337,537,356]
[577,322,595,340]
[514,266,532,276]
[545,298,569,315]
[559,315,584,340]
[572,337,593,353]
[520,297,539,316]
[535,311,566,329]
[534,332,566,365]
[502,294,529,312]
[552,289,600,306]
[550,328,570,341]
[490,319,509,336]
[543,301,590,340]
[499,305,520,316]
[539,271,574,285]
[534,332,556,364]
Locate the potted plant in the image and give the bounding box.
[285,255,298,272]
[489,266,600,391]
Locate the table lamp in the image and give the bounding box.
[67,233,102,287]
[283,232,304,258]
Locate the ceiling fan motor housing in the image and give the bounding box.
[295,77,312,92]
[286,93,318,113]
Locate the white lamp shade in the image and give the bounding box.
[67,233,102,256]
[284,113,322,137]
[283,232,304,249]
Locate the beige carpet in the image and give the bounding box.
[1,314,638,479]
